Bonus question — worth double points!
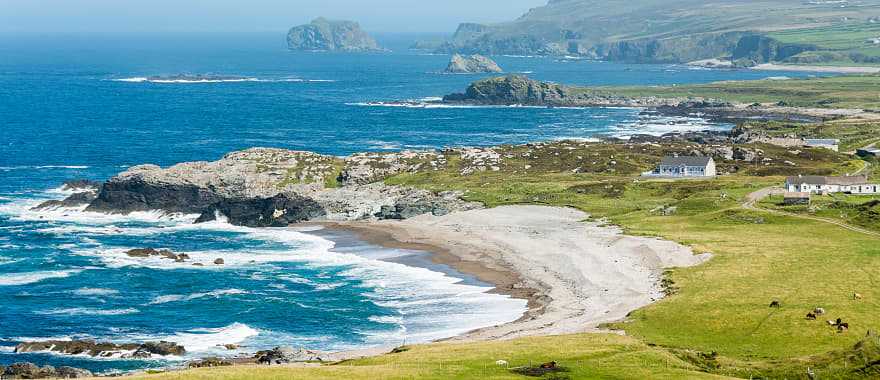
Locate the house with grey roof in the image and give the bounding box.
[644,156,716,178]
[785,174,879,195]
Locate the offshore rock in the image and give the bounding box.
[287,18,383,52]
[444,54,503,73]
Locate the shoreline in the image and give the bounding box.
[751,63,880,74]
[319,205,712,342]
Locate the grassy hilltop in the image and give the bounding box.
[430,0,880,65]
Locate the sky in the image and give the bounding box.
[0,0,548,34]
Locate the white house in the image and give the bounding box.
[645,156,717,178]
[785,175,880,194]
[804,139,840,152]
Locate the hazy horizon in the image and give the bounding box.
[0,0,547,34]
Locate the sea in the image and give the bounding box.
[0,32,825,374]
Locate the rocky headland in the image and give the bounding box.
[444,54,503,74]
[287,18,384,52]
[41,148,478,227]
[441,75,841,124]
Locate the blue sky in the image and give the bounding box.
[0,0,548,34]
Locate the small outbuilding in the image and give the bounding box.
[857,147,879,158]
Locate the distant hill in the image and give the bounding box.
[429,0,880,64]
[287,18,384,52]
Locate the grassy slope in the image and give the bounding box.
[487,0,880,43]
[590,74,880,109]
[124,334,730,380]
[768,23,880,66]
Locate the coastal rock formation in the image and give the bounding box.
[1,363,93,379]
[70,147,478,227]
[255,346,326,364]
[32,180,100,210]
[287,18,383,52]
[444,54,503,74]
[126,248,190,262]
[14,340,185,358]
[441,75,688,107]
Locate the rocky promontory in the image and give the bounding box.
[287,18,383,52]
[67,148,478,227]
[444,54,503,74]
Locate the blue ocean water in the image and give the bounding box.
[0,33,825,373]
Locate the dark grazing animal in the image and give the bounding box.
[806,313,817,320]
[838,323,850,332]
[769,300,781,308]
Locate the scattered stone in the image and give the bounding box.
[125,248,189,262]
[214,258,225,265]
[15,340,184,358]
[188,357,233,368]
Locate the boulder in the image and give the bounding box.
[125,248,189,262]
[14,339,183,358]
[55,366,94,378]
[2,362,56,379]
[254,346,325,364]
[214,258,225,265]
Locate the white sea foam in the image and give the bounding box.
[148,289,247,305]
[610,114,729,138]
[164,323,258,352]
[0,346,15,353]
[72,288,120,296]
[0,269,84,286]
[34,307,139,316]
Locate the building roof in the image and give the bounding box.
[785,175,870,186]
[804,139,840,145]
[660,156,712,167]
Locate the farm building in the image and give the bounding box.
[785,175,880,194]
[644,156,716,178]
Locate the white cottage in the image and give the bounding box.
[645,156,717,177]
[785,175,880,195]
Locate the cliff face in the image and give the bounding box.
[287,18,383,52]
[444,54,503,73]
[429,0,880,63]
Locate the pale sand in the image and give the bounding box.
[752,63,880,74]
[332,205,711,341]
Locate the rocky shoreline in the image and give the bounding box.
[440,75,838,124]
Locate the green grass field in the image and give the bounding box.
[767,23,880,66]
[591,74,880,109]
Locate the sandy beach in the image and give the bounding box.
[331,205,712,341]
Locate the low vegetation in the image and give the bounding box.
[598,74,880,109]
[768,23,880,66]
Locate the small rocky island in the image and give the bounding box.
[444,54,503,73]
[287,17,384,52]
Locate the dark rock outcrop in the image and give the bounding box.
[125,248,189,262]
[1,363,92,379]
[444,54,503,73]
[194,194,325,227]
[33,191,98,210]
[287,18,383,52]
[14,340,184,358]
